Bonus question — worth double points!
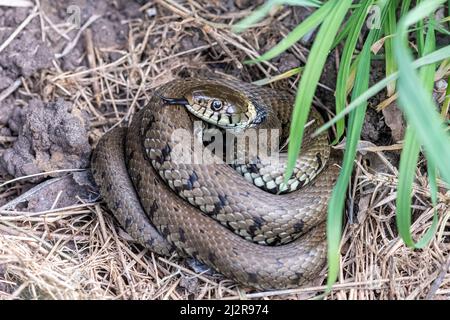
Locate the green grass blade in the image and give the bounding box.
[314,45,450,135]
[442,75,450,117]
[280,0,322,5]
[396,130,438,249]
[384,0,398,96]
[416,16,425,53]
[252,67,303,85]
[423,154,439,250]
[334,0,374,143]
[400,0,412,16]
[435,22,450,35]
[427,157,438,208]
[394,0,450,186]
[245,1,334,64]
[327,52,371,290]
[326,0,389,289]
[330,7,359,49]
[396,11,439,249]
[283,0,353,185]
[233,2,274,33]
[422,19,439,221]
[396,128,430,248]
[232,0,321,33]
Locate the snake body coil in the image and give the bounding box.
[91,78,339,290]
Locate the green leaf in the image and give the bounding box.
[252,67,303,85]
[396,10,440,249]
[314,45,450,136]
[330,7,360,49]
[400,0,412,16]
[284,0,353,185]
[245,1,334,64]
[394,0,450,185]
[442,74,450,117]
[326,0,389,290]
[396,128,438,249]
[384,0,398,96]
[334,0,374,143]
[232,0,321,33]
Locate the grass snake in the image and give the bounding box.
[91,78,340,290]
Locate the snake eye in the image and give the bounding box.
[211,99,223,111]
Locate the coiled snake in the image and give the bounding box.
[91,78,340,290]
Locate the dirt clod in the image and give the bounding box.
[1,99,91,182]
[8,172,97,212]
[382,103,405,143]
[361,107,390,144]
[0,33,52,91]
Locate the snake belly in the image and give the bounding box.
[91,78,340,290]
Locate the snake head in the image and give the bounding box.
[157,86,265,132]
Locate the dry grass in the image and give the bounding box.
[0,0,449,300]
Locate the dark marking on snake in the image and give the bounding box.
[189,172,198,186]
[249,215,266,236]
[161,226,170,237]
[155,155,164,165]
[266,183,277,193]
[148,200,159,219]
[147,114,155,126]
[293,221,304,233]
[127,150,135,162]
[254,216,265,228]
[294,272,304,281]
[174,184,183,194]
[212,201,224,215]
[218,194,227,207]
[143,113,156,132]
[184,178,193,191]
[91,151,97,165]
[208,251,217,263]
[316,153,323,169]
[146,238,154,247]
[178,227,186,242]
[191,250,200,259]
[247,272,258,283]
[125,216,132,229]
[161,144,171,159]
[250,98,267,125]
[240,191,251,197]
[113,199,122,210]
[247,163,259,174]
[134,172,143,190]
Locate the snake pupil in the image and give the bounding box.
[211,99,223,111]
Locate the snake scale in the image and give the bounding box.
[91,78,340,290]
